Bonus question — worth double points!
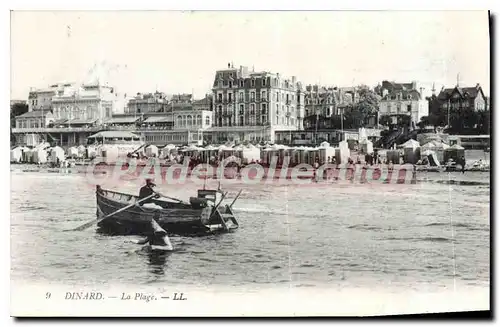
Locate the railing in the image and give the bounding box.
[12,126,101,133]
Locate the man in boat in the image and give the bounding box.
[139,178,161,206]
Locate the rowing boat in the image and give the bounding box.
[95,185,239,236]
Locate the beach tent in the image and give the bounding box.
[145,145,159,157]
[335,141,351,164]
[32,147,48,164]
[318,142,336,164]
[359,138,374,155]
[49,146,66,164]
[22,148,34,163]
[444,144,465,164]
[402,139,421,164]
[10,146,27,163]
[66,146,79,158]
[386,150,400,164]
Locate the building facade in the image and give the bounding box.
[13,82,119,147]
[210,63,303,143]
[303,85,338,118]
[125,92,170,114]
[436,84,487,113]
[51,83,117,126]
[376,80,428,125]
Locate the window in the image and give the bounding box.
[239,92,244,101]
[262,103,267,114]
[239,104,244,114]
[251,92,255,101]
[262,90,266,100]
[276,104,279,113]
[218,94,222,102]
[262,78,266,86]
[182,116,187,127]
[229,73,233,77]
[228,93,232,102]
[218,105,222,113]
[250,104,255,114]
[240,80,244,87]
[251,79,255,87]
[197,115,202,126]
[205,116,210,126]
[229,81,233,88]
[218,81,223,88]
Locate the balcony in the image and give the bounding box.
[12,126,101,133]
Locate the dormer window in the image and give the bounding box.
[262,78,266,86]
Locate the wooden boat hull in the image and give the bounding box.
[95,186,238,236]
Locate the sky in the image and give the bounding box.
[10,10,490,100]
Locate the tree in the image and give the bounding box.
[10,102,28,127]
[351,86,380,127]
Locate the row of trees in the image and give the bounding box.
[417,109,490,135]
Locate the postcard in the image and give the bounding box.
[10,10,491,317]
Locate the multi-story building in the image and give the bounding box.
[125,92,170,114]
[210,63,303,143]
[51,82,117,126]
[436,83,487,113]
[27,84,60,112]
[13,82,119,147]
[105,92,214,146]
[303,85,338,118]
[376,80,428,126]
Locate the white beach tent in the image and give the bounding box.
[318,142,336,163]
[145,145,159,157]
[32,147,48,164]
[402,139,421,164]
[359,138,374,155]
[66,146,79,158]
[336,140,351,164]
[77,145,87,158]
[49,146,66,164]
[10,146,28,163]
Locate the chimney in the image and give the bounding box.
[476,83,480,89]
[419,87,424,98]
[411,81,417,90]
[228,62,230,68]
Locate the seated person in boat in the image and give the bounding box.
[139,178,160,205]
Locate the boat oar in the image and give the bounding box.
[156,192,189,205]
[67,193,158,232]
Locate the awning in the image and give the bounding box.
[104,117,140,124]
[61,119,97,125]
[143,116,173,123]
